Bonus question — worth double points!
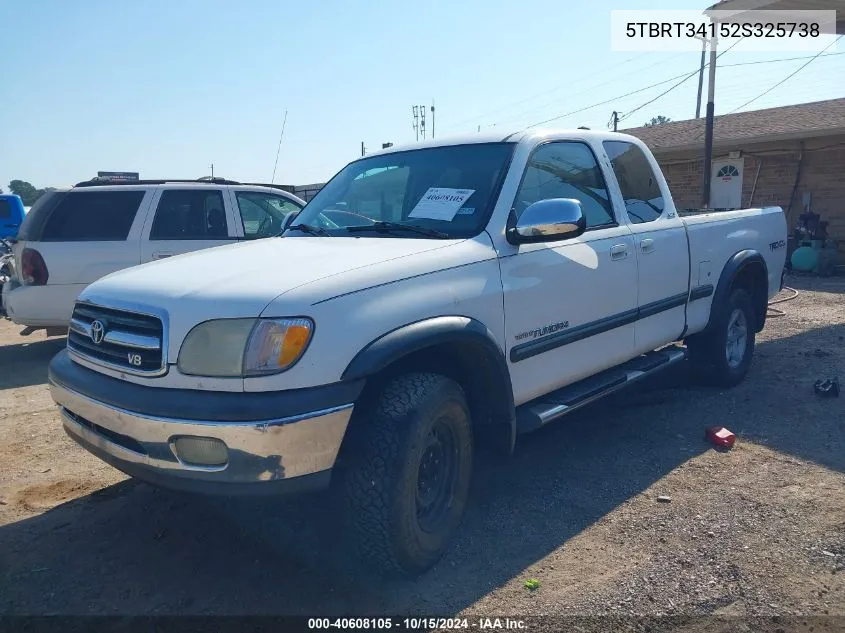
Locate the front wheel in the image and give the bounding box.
[688,287,756,387]
[341,373,473,576]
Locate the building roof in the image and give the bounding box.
[706,0,845,34]
[623,98,845,154]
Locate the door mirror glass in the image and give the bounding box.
[281,210,300,233]
[509,198,586,244]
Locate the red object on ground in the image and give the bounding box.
[706,426,736,449]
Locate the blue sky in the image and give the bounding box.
[1,0,842,190]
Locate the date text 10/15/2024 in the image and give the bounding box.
[308,618,527,630]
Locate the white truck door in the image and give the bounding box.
[500,141,638,405]
[602,140,690,354]
[140,187,237,262]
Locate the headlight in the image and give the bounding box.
[178,318,314,377]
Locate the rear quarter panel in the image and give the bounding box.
[683,206,787,334]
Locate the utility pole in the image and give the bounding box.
[431,100,436,140]
[610,111,619,132]
[361,141,366,157]
[695,36,707,119]
[412,106,420,141]
[702,26,718,209]
[210,163,214,179]
[419,104,426,140]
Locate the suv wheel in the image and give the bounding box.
[341,372,473,576]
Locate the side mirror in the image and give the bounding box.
[508,198,586,244]
[280,210,300,233]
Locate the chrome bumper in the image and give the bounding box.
[50,380,354,493]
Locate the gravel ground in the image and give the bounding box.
[0,275,843,627]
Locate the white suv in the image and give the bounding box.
[2,179,305,332]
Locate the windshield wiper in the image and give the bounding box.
[289,223,331,236]
[345,221,450,239]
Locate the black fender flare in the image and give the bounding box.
[706,249,769,333]
[342,316,516,450]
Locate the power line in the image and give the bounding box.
[618,70,702,123]
[720,51,843,68]
[495,53,693,129]
[523,38,753,130]
[441,52,658,133]
[619,37,746,124]
[522,71,698,129]
[727,35,844,114]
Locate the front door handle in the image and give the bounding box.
[610,244,629,260]
[152,251,173,260]
[640,238,655,254]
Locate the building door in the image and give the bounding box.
[710,159,744,210]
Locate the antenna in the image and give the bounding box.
[412,106,420,141]
[270,109,288,184]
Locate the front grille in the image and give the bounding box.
[67,303,165,375]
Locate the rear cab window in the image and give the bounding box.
[0,199,10,219]
[603,141,666,224]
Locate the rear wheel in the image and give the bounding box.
[688,287,756,387]
[341,372,473,576]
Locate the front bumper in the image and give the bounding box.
[48,350,362,495]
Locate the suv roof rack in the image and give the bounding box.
[73,177,243,187]
[242,182,297,192]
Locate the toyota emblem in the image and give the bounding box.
[90,320,106,345]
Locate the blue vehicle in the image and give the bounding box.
[0,194,26,240]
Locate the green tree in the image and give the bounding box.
[643,115,671,127]
[9,180,53,206]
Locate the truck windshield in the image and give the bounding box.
[290,142,515,239]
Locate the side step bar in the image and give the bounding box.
[515,347,687,435]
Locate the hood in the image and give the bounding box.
[80,236,472,354]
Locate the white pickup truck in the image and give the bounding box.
[47,130,787,576]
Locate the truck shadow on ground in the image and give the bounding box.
[1,323,842,615]
[0,337,65,390]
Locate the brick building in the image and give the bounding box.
[624,98,845,252]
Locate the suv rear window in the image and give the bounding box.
[39,191,145,241]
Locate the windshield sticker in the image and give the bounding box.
[456,207,475,215]
[409,188,475,221]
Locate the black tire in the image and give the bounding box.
[341,372,473,576]
[688,287,756,388]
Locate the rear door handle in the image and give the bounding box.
[640,238,655,254]
[610,244,629,260]
[152,251,173,260]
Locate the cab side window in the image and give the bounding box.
[603,141,665,224]
[150,190,229,240]
[514,142,615,229]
